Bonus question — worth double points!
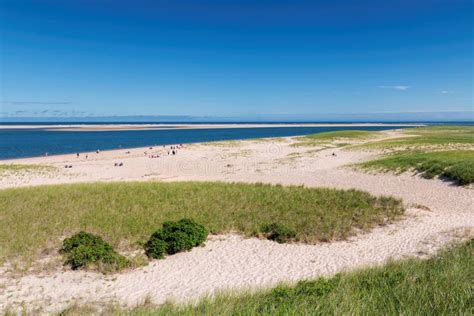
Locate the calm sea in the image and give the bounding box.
[0,125,416,160]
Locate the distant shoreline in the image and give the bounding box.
[0,123,424,131]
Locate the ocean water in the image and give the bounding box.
[0,125,411,160]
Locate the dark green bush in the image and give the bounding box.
[162,218,208,253]
[163,229,195,255]
[60,231,129,271]
[144,231,168,259]
[145,218,208,259]
[261,223,296,243]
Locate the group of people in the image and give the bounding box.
[64,144,185,169]
[76,153,89,159]
[168,144,183,156]
[146,144,184,158]
[66,149,100,168]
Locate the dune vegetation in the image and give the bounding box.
[145,218,208,259]
[200,139,243,147]
[60,231,130,272]
[358,150,474,185]
[59,239,473,315]
[0,163,55,175]
[293,130,379,147]
[202,137,287,147]
[357,125,474,151]
[354,126,474,184]
[0,182,403,266]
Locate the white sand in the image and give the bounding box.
[0,130,473,313]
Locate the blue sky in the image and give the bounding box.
[0,0,472,119]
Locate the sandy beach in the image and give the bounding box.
[0,129,473,313]
[2,1,472,313]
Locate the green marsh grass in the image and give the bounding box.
[0,182,403,265]
[60,238,474,315]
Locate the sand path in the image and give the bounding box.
[1,131,473,313]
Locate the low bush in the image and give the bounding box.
[60,231,129,272]
[261,223,296,243]
[144,231,168,259]
[145,218,208,259]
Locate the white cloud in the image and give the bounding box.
[377,85,410,90]
[441,90,454,94]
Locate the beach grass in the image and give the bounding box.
[60,238,474,315]
[357,125,474,151]
[0,182,403,265]
[0,164,55,175]
[200,140,243,147]
[356,150,474,185]
[293,130,379,147]
[201,137,287,147]
[351,126,474,184]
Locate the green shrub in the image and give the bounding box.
[261,223,296,243]
[145,218,208,258]
[60,231,129,272]
[144,231,168,259]
[163,218,208,252]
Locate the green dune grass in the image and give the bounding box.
[352,126,474,185]
[358,125,474,150]
[0,182,403,265]
[293,130,379,147]
[60,238,474,315]
[0,164,54,175]
[357,150,474,185]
